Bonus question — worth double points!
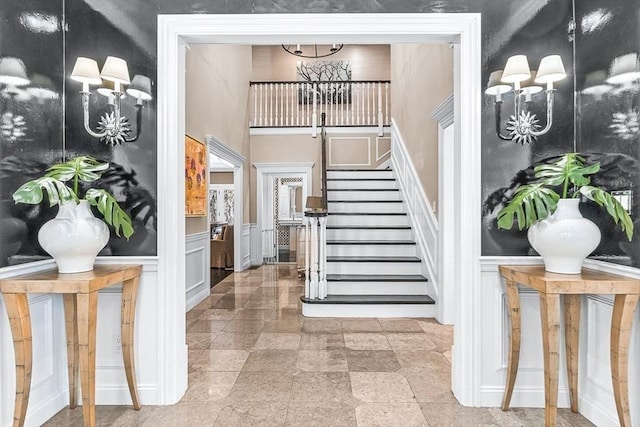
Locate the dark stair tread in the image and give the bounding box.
[327,256,421,262]
[327,274,428,282]
[327,178,396,181]
[301,295,435,305]
[328,212,407,216]
[327,225,410,229]
[326,240,416,245]
[327,169,392,172]
[329,200,402,203]
[327,189,399,192]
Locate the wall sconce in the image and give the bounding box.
[486,54,566,144]
[606,53,640,85]
[0,57,30,142]
[71,56,152,145]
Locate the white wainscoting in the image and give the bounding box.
[242,224,252,270]
[1,257,164,427]
[390,121,438,301]
[250,224,262,267]
[479,256,640,427]
[185,232,210,311]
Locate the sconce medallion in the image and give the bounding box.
[97,112,131,145]
[506,111,540,145]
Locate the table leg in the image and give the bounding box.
[63,294,78,408]
[4,293,31,427]
[610,294,639,427]
[501,279,521,411]
[563,294,580,413]
[77,292,98,427]
[540,293,560,427]
[121,276,141,409]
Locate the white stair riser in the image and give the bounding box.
[326,228,412,241]
[328,202,404,213]
[327,281,427,295]
[302,302,435,318]
[327,170,394,180]
[327,180,397,190]
[327,261,422,275]
[327,190,401,201]
[327,244,416,257]
[327,215,408,227]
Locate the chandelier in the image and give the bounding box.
[282,44,343,59]
[486,55,566,144]
[71,56,152,145]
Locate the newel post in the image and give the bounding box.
[304,210,328,300]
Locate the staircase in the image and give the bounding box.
[301,168,435,318]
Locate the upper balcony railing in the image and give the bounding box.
[249,80,390,136]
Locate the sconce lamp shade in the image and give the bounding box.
[126,75,153,101]
[582,70,610,95]
[0,57,30,86]
[520,71,544,95]
[71,57,102,85]
[606,53,640,84]
[27,73,58,99]
[501,55,531,83]
[305,196,324,210]
[97,80,124,97]
[535,55,566,83]
[100,56,130,85]
[485,70,511,95]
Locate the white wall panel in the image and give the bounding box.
[185,232,210,311]
[479,257,640,427]
[242,224,252,270]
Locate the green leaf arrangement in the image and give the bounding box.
[12,156,134,239]
[497,153,634,241]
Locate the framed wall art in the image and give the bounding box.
[185,135,207,216]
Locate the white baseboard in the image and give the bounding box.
[480,385,570,408]
[185,285,209,312]
[301,302,436,318]
[22,390,68,427]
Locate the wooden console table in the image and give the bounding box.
[499,265,640,427]
[0,264,142,427]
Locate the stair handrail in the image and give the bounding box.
[321,112,328,211]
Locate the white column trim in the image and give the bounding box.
[157,12,482,407]
[206,135,245,272]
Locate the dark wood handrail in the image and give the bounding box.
[321,112,328,211]
[250,80,391,85]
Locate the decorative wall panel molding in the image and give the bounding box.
[328,136,371,167]
[185,232,210,311]
[242,224,252,270]
[375,136,391,162]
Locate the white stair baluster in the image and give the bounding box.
[385,82,389,125]
[304,215,310,298]
[318,214,328,299]
[377,82,383,136]
[312,83,318,137]
[309,215,319,299]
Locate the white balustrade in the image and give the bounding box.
[304,212,328,300]
[249,81,391,130]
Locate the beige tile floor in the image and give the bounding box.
[44,265,595,426]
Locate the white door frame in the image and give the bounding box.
[157,13,481,405]
[206,135,245,272]
[254,162,314,260]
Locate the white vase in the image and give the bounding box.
[527,198,601,274]
[38,200,110,273]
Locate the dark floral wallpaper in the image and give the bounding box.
[0,0,637,268]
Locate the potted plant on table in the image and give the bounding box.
[497,152,634,274]
[12,156,134,273]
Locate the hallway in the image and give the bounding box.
[44,265,594,426]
